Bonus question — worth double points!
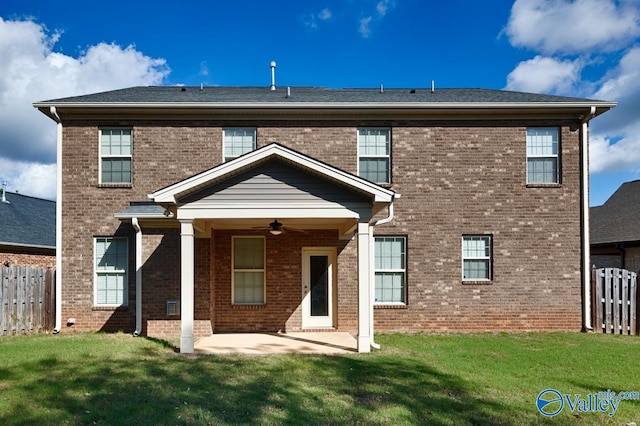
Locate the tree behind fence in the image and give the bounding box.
[0,267,55,335]
[592,267,638,335]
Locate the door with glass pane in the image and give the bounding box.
[301,248,336,328]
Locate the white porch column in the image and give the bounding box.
[180,220,195,353]
[357,221,371,353]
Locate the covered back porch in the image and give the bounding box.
[119,144,397,353]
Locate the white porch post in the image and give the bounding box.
[180,220,195,353]
[357,221,371,353]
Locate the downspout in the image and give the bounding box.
[132,217,143,336]
[581,106,596,331]
[51,107,63,334]
[369,200,397,350]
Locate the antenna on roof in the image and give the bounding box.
[270,61,277,91]
[1,181,9,203]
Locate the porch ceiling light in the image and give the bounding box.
[269,219,283,235]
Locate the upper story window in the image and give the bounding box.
[100,128,132,184]
[374,236,406,304]
[224,128,256,161]
[526,127,559,184]
[462,235,492,281]
[95,237,128,306]
[358,128,391,184]
[232,236,265,304]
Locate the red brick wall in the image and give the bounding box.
[0,250,55,268]
[210,229,354,333]
[58,120,584,335]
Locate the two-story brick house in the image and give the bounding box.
[34,86,614,353]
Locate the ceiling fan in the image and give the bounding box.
[254,219,305,235]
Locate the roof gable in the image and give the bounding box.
[150,143,396,206]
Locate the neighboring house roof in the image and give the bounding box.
[590,180,640,245]
[33,86,615,121]
[0,191,56,249]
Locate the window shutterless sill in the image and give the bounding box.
[526,183,561,188]
[92,305,128,311]
[97,183,133,188]
[462,280,493,285]
[231,304,266,310]
[374,303,408,309]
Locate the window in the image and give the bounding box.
[232,237,265,304]
[95,237,128,306]
[224,128,256,161]
[462,235,492,281]
[358,128,391,183]
[526,127,559,184]
[100,128,132,184]
[374,236,406,303]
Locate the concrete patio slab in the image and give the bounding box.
[194,332,358,354]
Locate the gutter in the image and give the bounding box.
[51,106,63,334]
[132,217,143,336]
[581,106,596,332]
[368,196,400,350]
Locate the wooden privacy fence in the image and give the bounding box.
[592,267,638,335]
[0,267,55,335]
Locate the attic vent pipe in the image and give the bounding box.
[270,61,277,91]
[431,80,435,93]
[380,84,384,93]
[1,181,8,203]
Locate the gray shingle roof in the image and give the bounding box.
[0,192,55,248]
[590,180,640,245]
[36,86,609,105]
[115,202,169,219]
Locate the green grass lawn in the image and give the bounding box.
[0,332,639,425]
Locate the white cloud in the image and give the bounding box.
[303,8,332,29]
[358,0,396,38]
[359,16,373,38]
[0,17,169,200]
[589,131,640,174]
[505,0,640,54]
[505,55,583,94]
[0,158,56,200]
[587,46,640,174]
[318,8,332,21]
[376,0,396,17]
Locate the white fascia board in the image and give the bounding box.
[150,143,395,204]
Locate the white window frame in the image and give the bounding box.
[223,128,257,162]
[374,236,407,305]
[94,237,128,307]
[99,128,133,184]
[231,236,266,305]
[526,127,559,184]
[462,235,492,282]
[358,128,391,184]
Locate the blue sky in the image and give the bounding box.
[1,0,639,205]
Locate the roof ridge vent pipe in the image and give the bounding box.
[270,61,277,91]
[286,86,291,98]
[1,181,9,203]
[431,80,435,93]
[380,83,384,94]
